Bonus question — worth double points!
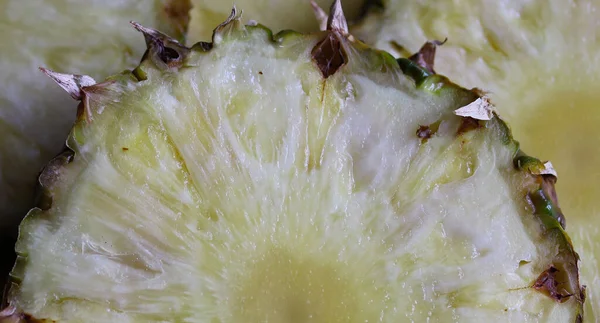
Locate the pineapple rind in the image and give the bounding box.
[2,16,585,322]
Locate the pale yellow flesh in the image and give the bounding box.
[6,26,580,322]
[0,0,186,232]
[353,0,600,319]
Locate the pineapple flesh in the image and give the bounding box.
[0,0,190,236]
[352,0,600,319]
[1,2,586,322]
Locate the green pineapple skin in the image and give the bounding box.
[1,4,586,322]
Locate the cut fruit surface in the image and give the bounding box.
[352,0,600,319]
[2,2,585,322]
[0,0,191,235]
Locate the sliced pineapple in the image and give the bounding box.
[0,0,191,236]
[352,0,600,319]
[1,2,585,322]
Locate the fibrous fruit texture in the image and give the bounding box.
[352,0,600,319]
[0,1,586,322]
[0,0,190,235]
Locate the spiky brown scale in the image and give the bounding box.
[38,68,95,101]
[416,125,433,139]
[456,117,483,135]
[533,265,573,303]
[408,39,446,74]
[310,0,328,31]
[326,0,349,34]
[131,22,190,68]
[211,7,239,43]
[454,96,495,120]
[311,33,347,78]
[416,120,441,143]
[311,0,350,78]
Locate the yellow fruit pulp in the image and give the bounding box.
[352,0,600,318]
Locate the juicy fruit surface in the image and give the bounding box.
[3,14,583,321]
[186,0,365,43]
[0,0,189,234]
[353,0,600,319]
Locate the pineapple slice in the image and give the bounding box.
[1,2,585,322]
[352,0,600,319]
[186,0,365,43]
[0,0,191,237]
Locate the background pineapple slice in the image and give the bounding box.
[186,0,366,43]
[353,0,600,319]
[1,3,585,321]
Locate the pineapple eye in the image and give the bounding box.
[160,47,180,63]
